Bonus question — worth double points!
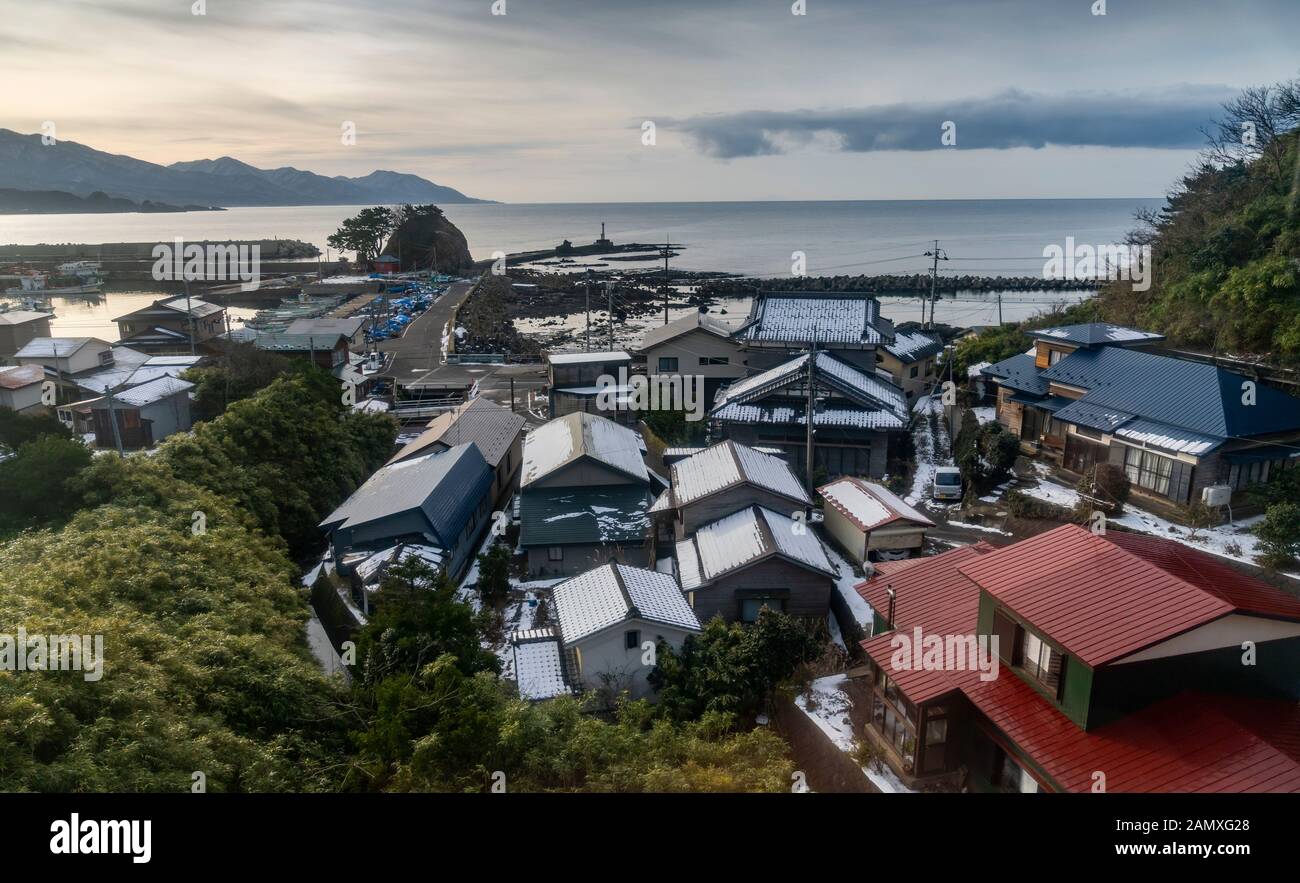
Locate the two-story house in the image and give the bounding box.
[113,296,227,354]
[545,350,635,425]
[635,312,747,406]
[0,310,53,363]
[854,524,1300,791]
[877,328,945,404]
[518,412,654,576]
[732,290,897,372]
[982,322,1300,507]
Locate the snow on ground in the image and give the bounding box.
[827,611,846,651]
[972,406,996,425]
[946,519,1013,536]
[824,544,874,631]
[906,395,954,507]
[794,674,914,793]
[1019,473,1298,576]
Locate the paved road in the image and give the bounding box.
[380,280,475,387]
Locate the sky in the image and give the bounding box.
[1,0,1297,203]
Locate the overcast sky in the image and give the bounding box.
[1,0,1297,202]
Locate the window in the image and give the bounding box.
[657,357,678,372]
[624,630,640,650]
[1123,446,1175,496]
[996,752,1040,793]
[547,547,563,562]
[1019,627,1065,696]
[740,596,784,622]
[699,356,729,366]
[909,365,919,378]
[1048,349,1064,366]
[97,349,115,366]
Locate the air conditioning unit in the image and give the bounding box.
[1202,485,1232,507]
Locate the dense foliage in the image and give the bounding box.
[182,341,295,420]
[0,435,92,533]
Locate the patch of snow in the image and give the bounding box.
[794,674,915,794]
[946,519,1012,536]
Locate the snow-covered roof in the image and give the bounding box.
[666,440,809,510]
[819,476,935,532]
[1029,323,1165,347]
[676,505,834,590]
[14,337,107,359]
[547,350,631,365]
[736,292,893,346]
[885,330,945,363]
[712,351,908,428]
[520,412,648,487]
[551,563,701,644]
[353,542,446,586]
[1112,419,1221,456]
[511,631,571,700]
[0,310,51,326]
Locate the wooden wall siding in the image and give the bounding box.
[679,485,806,535]
[717,423,889,479]
[691,557,833,624]
[1034,342,1076,369]
[996,388,1023,437]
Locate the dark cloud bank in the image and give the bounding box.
[674,87,1235,157]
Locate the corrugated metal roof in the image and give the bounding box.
[675,504,834,590]
[14,337,105,359]
[666,440,809,510]
[636,311,735,351]
[511,637,570,700]
[1041,346,1300,438]
[1029,323,1165,347]
[1007,393,1073,412]
[819,476,935,532]
[957,524,1300,667]
[1112,418,1222,455]
[1051,398,1134,432]
[0,364,44,389]
[320,443,492,548]
[387,396,525,467]
[551,563,700,644]
[110,375,193,407]
[546,350,630,365]
[518,484,651,547]
[520,412,648,487]
[981,353,1050,395]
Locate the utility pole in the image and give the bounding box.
[661,236,671,325]
[585,270,593,353]
[184,277,196,356]
[924,240,948,329]
[805,341,817,493]
[997,291,1003,327]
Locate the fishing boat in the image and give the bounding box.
[3,274,103,297]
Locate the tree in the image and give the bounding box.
[0,435,92,531]
[475,543,512,609]
[182,342,294,420]
[1255,502,1300,569]
[355,558,500,688]
[649,608,822,722]
[0,407,70,452]
[327,206,399,264]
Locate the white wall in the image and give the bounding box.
[572,618,698,700]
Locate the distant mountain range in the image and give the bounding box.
[0,129,493,208]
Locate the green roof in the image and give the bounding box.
[519,485,651,547]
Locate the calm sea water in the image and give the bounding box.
[1,198,1160,338]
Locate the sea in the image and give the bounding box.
[0,198,1163,340]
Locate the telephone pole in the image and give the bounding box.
[606,282,614,352]
[661,236,671,325]
[585,269,592,352]
[924,240,948,329]
[805,341,817,493]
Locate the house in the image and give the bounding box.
[84,375,194,449]
[732,291,896,371]
[387,396,526,508]
[112,296,227,354]
[320,442,494,594]
[819,476,934,564]
[518,412,653,576]
[0,364,45,413]
[674,504,836,624]
[648,440,810,548]
[710,350,909,479]
[545,350,635,424]
[877,329,945,403]
[252,332,350,370]
[0,310,53,362]
[72,351,202,400]
[373,254,400,274]
[285,316,369,351]
[982,322,1300,506]
[636,312,746,404]
[854,524,1300,791]
[510,563,702,701]
[15,337,119,402]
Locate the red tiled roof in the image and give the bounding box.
[956,524,1300,667]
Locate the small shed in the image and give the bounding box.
[373,254,401,274]
[819,477,935,564]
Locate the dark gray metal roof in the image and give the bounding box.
[518,484,651,547]
[1028,323,1165,347]
[982,353,1050,395]
[1052,399,1135,433]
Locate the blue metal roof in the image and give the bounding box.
[982,353,1050,395]
[1028,323,1165,347]
[1008,393,1074,412]
[1041,347,1300,439]
[1052,399,1135,432]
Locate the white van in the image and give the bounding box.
[932,466,963,501]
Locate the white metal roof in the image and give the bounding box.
[512,638,570,700]
[520,412,648,487]
[110,375,194,407]
[668,440,809,509]
[676,505,833,589]
[819,476,935,532]
[552,563,700,644]
[547,350,631,365]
